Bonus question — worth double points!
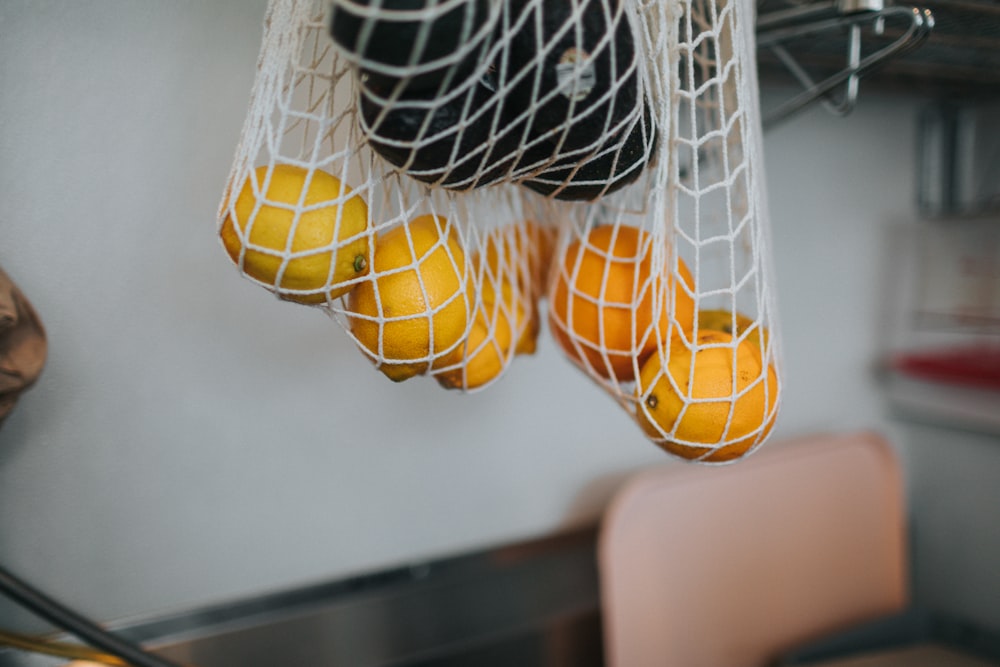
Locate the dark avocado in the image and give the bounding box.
[329,0,493,94]
[503,0,640,152]
[336,0,656,197]
[359,75,525,189]
[521,98,658,200]
[501,0,657,199]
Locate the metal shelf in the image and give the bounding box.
[756,0,1000,127]
[881,367,1000,436]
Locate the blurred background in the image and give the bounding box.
[0,0,998,658]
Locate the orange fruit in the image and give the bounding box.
[548,224,695,381]
[635,331,779,462]
[220,164,369,304]
[347,215,469,382]
[697,308,770,358]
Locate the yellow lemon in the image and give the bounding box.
[347,215,469,382]
[635,331,779,463]
[478,221,554,356]
[220,164,369,304]
[434,291,521,390]
[500,278,538,357]
[515,305,541,356]
[476,248,539,356]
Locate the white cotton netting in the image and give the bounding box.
[217,0,782,462]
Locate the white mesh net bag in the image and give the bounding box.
[543,0,782,463]
[217,0,782,462]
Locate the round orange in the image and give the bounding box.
[548,224,695,381]
[635,331,779,463]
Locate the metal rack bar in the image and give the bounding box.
[0,565,187,667]
[757,1,936,128]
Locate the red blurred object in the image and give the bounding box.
[891,344,1000,391]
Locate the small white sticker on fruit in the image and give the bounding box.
[556,48,596,101]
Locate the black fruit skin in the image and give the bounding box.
[334,0,516,188]
[501,0,656,199]
[521,99,658,200]
[359,77,523,189]
[503,0,638,153]
[329,0,492,94]
[335,0,657,198]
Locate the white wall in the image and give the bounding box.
[1,0,998,636]
[761,92,1000,630]
[905,423,1000,628]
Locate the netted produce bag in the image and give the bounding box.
[217,0,782,461]
[545,0,782,463]
[216,0,562,392]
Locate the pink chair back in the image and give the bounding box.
[599,431,909,667]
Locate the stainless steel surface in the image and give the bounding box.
[758,0,1000,97]
[757,2,935,127]
[0,528,603,667]
[838,0,887,13]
